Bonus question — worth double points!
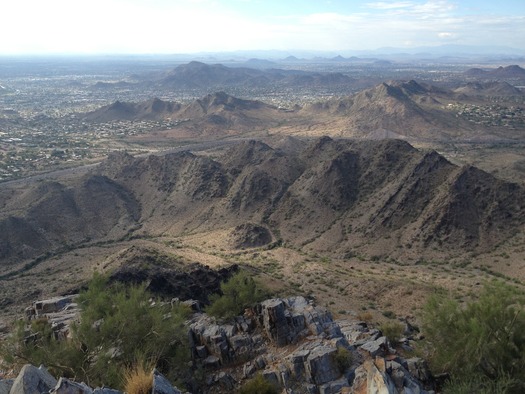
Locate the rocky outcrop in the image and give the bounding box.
[188,296,435,393]
[13,294,433,394]
[24,295,80,340]
[229,223,273,249]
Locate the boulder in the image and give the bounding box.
[49,377,92,394]
[305,346,340,385]
[32,296,77,317]
[351,358,397,394]
[319,377,351,394]
[259,299,290,346]
[9,364,57,394]
[360,336,389,357]
[0,379,13,394]
[152,369,182,394]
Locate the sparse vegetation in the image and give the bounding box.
[238,373,279,394]
[334,346,353,373]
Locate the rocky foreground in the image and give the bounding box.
[2,295,436,394]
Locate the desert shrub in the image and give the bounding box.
[382,310,396,319]
[380,320,404,344]
[334,346,353,373]
[356,311,373,322]
[1,273,191,389]
[206,270,268,319]
[238,373,279,394]
[421,281,525,392]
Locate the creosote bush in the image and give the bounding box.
[206,270,269,319]
[379,320,404,344]
[421,281,525,393]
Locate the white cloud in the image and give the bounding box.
[366,1,414,10]
[0,0,523,53]
[438,32,455,39]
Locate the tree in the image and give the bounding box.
[421,281,525,392]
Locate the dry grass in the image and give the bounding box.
[123,362,153,394]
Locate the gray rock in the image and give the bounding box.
[195,345,207,358]
[243,362,257,378]
[260,299,289,346]
[215,372,235,391]
[33,296,77,317]
[49,377,92,394]
[9,365,57,394]
[287,349,310,378]
[405,357,432,384]
[0,379,13,394]
[152,369,182,394]
[305,346,339,385]
[261,370,280,388]
[203,355,221,369]
[319,377,350,394]
[360,335,388,357]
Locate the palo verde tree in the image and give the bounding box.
[1,272,191,389]
[421,280,525,393]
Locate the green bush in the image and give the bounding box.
[1,273,191,389]
[238,373,279,394]
[380,320,404,344]
[421,281,525,392]
[206,270,268,319]
[334,346,353,373]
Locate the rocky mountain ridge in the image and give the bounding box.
[1,137,523,267]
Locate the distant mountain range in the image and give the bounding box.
[465,65,525,79]
[82,78,525,141]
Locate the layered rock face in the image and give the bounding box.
[189,296,434,393]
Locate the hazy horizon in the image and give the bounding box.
[1,0,525,55]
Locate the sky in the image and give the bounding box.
[1,0,525,55]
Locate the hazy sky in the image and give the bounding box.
[1,0,524,55]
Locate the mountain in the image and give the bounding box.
[83,98,182,122]
[82,92,288,135]
[465,65,525,80]
[454,81,524,97]
[1,138,523,265]
[303,80,474,140]
[151,61,355,89]
[0,176,140,262]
